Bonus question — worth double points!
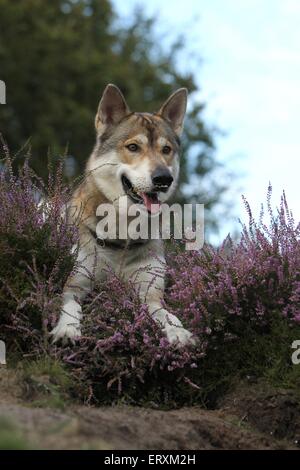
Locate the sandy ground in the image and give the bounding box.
[0,368,299,450]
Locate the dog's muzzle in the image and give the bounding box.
[151,167,173,192]
[121,174,161,215]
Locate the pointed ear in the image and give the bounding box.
[158,88,188,136]
[95,84,130,131]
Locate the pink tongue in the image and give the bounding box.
[141,193,161,214]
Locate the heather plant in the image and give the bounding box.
[0,142,77,353]
[166,185,300,330]
[57,271,203,406]
[56,186,300,405]
[164,186,300,402]
[0,144,299,407]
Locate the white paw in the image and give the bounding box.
[50,320,81,344]
[151,309,196,348]
[163,324,196,348]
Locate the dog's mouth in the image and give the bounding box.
[121,175,161,214]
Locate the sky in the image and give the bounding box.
[112,0,300,241]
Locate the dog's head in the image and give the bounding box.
[87,84,187,214]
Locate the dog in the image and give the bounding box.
[51,84,195,347]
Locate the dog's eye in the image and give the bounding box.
[126,143,139,152]
[162,145,172,155]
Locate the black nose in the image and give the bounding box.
[151,167,174,191]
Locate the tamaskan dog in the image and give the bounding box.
[51,84,195,347]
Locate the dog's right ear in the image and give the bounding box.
[95,84,130,132]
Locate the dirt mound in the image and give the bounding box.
[0,403,288,450]
[219,381,300,447]
[0,368,298,449]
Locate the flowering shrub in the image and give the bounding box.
[64,186,300,404]
[167,186,300,334]
[58,272,202,405]
[0,143,299,406]
[0,143,77,352]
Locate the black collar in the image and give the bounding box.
[86,226,149,250]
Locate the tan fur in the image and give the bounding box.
[51,84,195,348]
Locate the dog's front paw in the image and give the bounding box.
[163,324,196,348]
[50,320,81,344]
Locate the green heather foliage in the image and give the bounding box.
[0,153,299,407]
[20,358,73,409]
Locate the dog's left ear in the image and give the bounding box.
[95,84,130,132]
[158,88,188,136]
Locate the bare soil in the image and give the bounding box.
[0,368,299,450]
